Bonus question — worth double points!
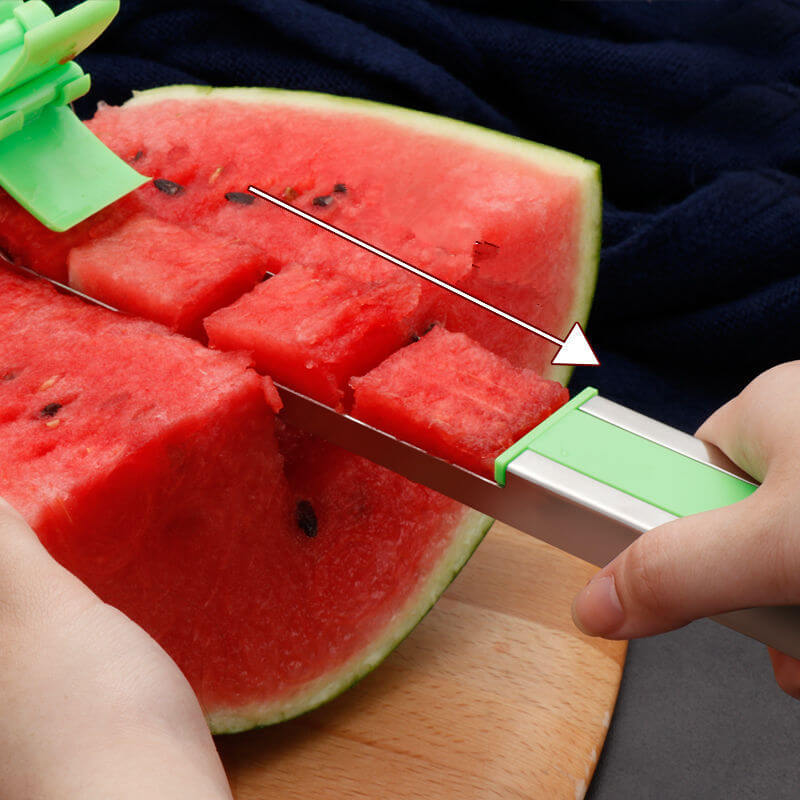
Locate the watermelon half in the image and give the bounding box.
[0,87,600,733]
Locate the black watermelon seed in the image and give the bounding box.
[296,500,318,538]
[41,403,62,418]
[153,178,185,196]
[333,183,347,193]
[312,195,333,207]
[472,240,499,261]
[129,150,144,163]
[224,191,255,205]
[261,272,274,282]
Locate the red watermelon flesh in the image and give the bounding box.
[68,214,267,338]
[0,269,491,731]
[204,262,421,408]
[0,87,601,731]
[0,195,133,281]
[0,88,598,382]
[81,94,583,375]
[351,326,569,477]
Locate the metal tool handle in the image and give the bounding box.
[498,388,800,659]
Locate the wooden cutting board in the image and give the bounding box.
[217,522,627,799]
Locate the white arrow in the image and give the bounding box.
[551,322,599,366]
[248,185,600,367]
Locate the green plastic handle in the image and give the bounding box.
[0,0,119,95]
[495,387,757,518]
[0,0,147,231]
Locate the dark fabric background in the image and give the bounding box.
[54,1,800,796]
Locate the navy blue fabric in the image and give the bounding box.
[57,0,800,431]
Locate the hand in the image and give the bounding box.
[571,361,800,698]
[0,497,233,799]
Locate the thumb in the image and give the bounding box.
[0,496,99,624]
[571,484,795,639]
[0,496,36,538]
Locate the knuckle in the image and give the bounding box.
[743,361,800,401]
[706,361,800,478]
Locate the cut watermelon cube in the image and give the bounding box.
[0,189,136,281]
[204,262,421,408]
[351,326,569,477]
[68,215,267,338]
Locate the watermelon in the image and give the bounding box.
[351,326,570,477]
[0,270,492,732]
[0,86,599,385]
[204,262,420,408]
[68,214,266,339]
[0,86,600,732]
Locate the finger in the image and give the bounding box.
[0,496,45,571]
[767,648,800,700]
[0,496,96,624]
[572,486,796,638]
[696,361,800,481]
[696,396,769,482]
[0,496,35,535]
[0,497,49,621]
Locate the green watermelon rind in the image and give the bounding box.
[208,508,493,734]
[122,85,601,384]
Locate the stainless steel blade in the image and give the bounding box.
[0,258,746,567]
[2,257,122,311]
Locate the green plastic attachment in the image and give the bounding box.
[0,0,147,231]
[495,386,757,518]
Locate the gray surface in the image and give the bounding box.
[587,620,800,799]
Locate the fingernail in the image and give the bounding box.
[572,574,625,636]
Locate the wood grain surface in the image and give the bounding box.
[217,522,627,800]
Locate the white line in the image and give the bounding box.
[2,259,121,313]
[247,185,564,347]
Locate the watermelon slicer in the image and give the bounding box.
[0,0,147,231]
[493,390,800,654]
